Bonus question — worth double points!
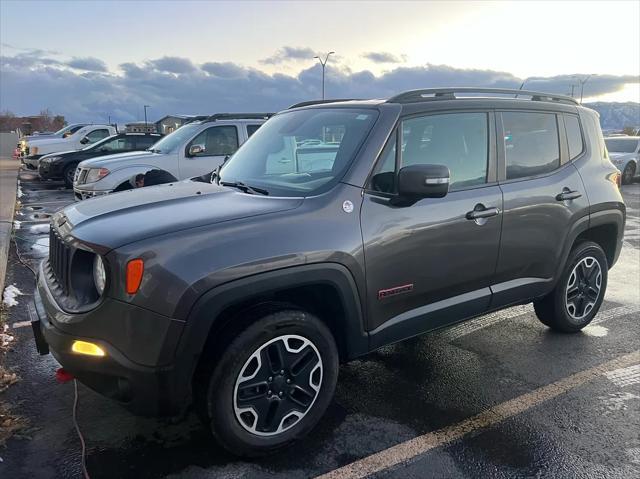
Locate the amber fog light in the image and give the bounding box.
[72,340,105,357]
[126,259,144,295]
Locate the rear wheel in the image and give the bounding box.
[196,308,338,456]
[63,164,77,188]
[534,241,607,332]
[622,163,636,185]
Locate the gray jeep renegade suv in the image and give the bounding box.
[32,88,625,456]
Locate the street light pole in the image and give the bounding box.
[314,52,335,100]
[143,105,150,128]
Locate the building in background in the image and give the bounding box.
[154,115,206,134]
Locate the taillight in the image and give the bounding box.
[608,171,621,189]
[125,259,144,294]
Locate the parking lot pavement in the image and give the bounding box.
[1,171,639,478]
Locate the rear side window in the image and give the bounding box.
[565,115,584,160]
[247,124,262,137]
[135,136,158,149]
[503,112,559,179]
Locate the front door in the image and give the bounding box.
[180,125,239,179]
[362,111,503,346]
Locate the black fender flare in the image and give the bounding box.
[171,263,368,399]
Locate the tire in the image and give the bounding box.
[622,163,635,185]
[196,308,339,457]
[63,164,77,188]
[534,241,608,333]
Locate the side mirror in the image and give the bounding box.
[397,164,450,200]
[79,137,90,145]
[63,132,71,138]
[188,144,205,156]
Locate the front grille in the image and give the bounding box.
[49,227,72,295]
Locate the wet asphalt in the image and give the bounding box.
[1,170,639,478]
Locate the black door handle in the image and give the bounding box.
[466,205,500,220]
[556,189,582,201]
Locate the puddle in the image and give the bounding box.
[31,213,51,220]
[25,206,44,211]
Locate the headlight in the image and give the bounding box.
[85,168,110,183]
[42,156,61,163]
[93,255,106,295]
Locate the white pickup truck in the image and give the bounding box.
[73,114,269,200]
[23,124,117,170]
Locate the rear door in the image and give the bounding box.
[179,125,239,178]
[491,110,589,307]
[362,110,503,345]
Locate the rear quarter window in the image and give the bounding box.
[564,114,584,160]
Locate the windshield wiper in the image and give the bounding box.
[220,181,269,196]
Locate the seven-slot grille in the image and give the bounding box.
[49,227,72,294]
[74,167,89,185]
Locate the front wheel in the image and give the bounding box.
[534,241,608,332]
[63,164,77,188]
[197,309,339,456]
[622,163,636,185]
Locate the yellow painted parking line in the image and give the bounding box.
[317,350,640,479]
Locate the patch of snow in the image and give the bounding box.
[13,220,21,230]
[29,224,50,234]
[2,284,23,307]
[30,237,49,254]
[17,185,23,198]
[1,324,14,346]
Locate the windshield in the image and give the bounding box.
[54,124,82,136]
[219,108,378,196]
[148,123,200,154]
[605,138,639,153]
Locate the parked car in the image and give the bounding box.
[19,123,89,156]
[72,114,268,200]
[38,133,162,187]
[32,88,624,456]
[23,124,117,168]
[605,136,639,184]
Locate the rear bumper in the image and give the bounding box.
[32,262,188,416]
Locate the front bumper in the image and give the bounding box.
[73,187,112,201]
[23,156,42,170]
[32,261,188,416]
[38,161,63,180]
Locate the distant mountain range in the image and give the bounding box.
[585,102,640,131]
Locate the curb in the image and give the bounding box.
[0,158,20,293]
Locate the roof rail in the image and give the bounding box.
[203,113,273,122]
[387,88,578,105]
[288,99,360,109]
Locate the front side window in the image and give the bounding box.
[605,138,639,153]
[400,112,488,190]
[85,129,110,143]
[220,108,378,196]
[565,115,584,160]
[190,126,239,157]
[503,112,559,180]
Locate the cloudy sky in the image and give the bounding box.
[1,0,639,123]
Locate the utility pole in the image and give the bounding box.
[143,105,150,128]
[569,84,576,98]
[314,52,335,100]
[579,75,593,104]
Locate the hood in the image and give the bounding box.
[57,180,303,250]
[79,150,160,169]
[42,150,76,159]
[27,137,68,147]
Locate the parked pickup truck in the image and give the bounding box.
[19,123,89,156]
[38,132,162,187]
[23,124,117,169]
[72,113,269,200]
